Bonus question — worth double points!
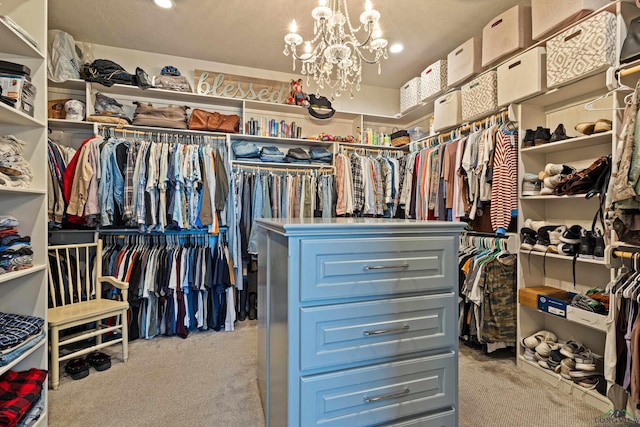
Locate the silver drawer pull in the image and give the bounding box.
[363,264,409,271]
[363,388,410,403]
[363,325,410,336]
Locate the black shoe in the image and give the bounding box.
[560,225,583,245]
[593,229,605,259]
[578,228,595,259]
[237,289,247,321]
[86,351,111,371]
[248,292,257,320]
[550,124,570,142]
[558,242,579,256]
[534,126,552,145]
[523,129,535,148]
[65,358,90,380]
[533,226,557,252]
[520,227,537,250]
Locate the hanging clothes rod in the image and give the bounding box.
[619,65,640,79]
[232,164,333,174]
[339,145,402,155]
[461,231,518,250]
[98,125,226,142]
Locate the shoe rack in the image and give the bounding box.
[515,1,640,413]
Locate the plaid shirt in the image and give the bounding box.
[0,313,44,351]
[350,154,364,213]
[123,141,139,221]
[0,368,47,427]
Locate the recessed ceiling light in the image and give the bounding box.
[389,43,404,54]
[153,0,173,9]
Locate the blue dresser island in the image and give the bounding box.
[256,218,465,427]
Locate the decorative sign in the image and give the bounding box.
[194,70,289,104]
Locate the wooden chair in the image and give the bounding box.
[47,239,129,389]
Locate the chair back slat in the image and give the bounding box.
[96,240,103,301]
[48,242,100,308]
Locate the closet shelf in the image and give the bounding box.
[518,357,610,410]
[48,118,95,131]
[32,411,46,427]
[0,18,43,58]
[519,304,607,332]
[520,132,613,155]
[230,133,334,148]
[519,250,606,265]
[519,194,591,200]
[0,102,45,127]
[0,265,46,285]
[0,332,46,377]
[521,71,608,109]
[244,99,359,121]
[47,78,86,91]
[231,160,333,170]
[0,186,46,196]
[338,141,408,151]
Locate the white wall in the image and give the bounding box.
[80,42,400,117]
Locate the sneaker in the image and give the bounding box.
[545,163,575,176]
[548,226,567,246]
[533,226,558,252]
[560,340,586,359]
[524,218,549,231]
[577,376,600,389]
[593,228,605,259]
[575,362,597,371]
[575,122,596,135]
[543,174,564,189]
[534,126,552,145]
[578,228,595,259]
[540,187,554,196]
[560,225,583,245]
[594,119,612,134]
[549,349,564,364]
[557,242,579,256]
[522,180,542,196]
[523,172,541,182]
[523,129,535,148]
[574,350,594,365]
[550,124,570,142]
[520,227,537,250]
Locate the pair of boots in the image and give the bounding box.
[237,289,257,321]
[523,124,569,147]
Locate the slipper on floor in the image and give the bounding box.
[86,351,111,371]
[65,358,89,380]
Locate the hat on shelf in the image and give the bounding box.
[160,65,181,76]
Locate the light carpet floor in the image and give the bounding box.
[49,321,604,427]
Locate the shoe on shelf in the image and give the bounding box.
[594,119,612,134]
[560,225,583,245]
[575,362,597,371]
[534,126,552,145]
[576,376,600,389]
[522,179,542,196]
[560,358,576,379]
[578,228,595,259]
[523,218,549,231]
[545,163,575,176]
[523,330,558,349]
[523,172,541,182]
[548,226,567,246]
[520,227,537,251]
[557,242,579,257]
[532,227,553,252]
[540,187,554,195]
[574,350,594,365]
[543,174,564,189]
[575,122,596,135]
[560,340,586,359]
[550,124,570,142]
[523,129,536,148]
[593,228,605,259]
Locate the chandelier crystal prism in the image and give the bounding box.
[283,0,388,98]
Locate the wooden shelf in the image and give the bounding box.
[0,332,46,377]
[48,118,95,131]
[519,250,606,266]
[0,17,43,58]
[0,265,46,285]
[520,131,613,155]
[231,133,333,147]
[0,102,44,127]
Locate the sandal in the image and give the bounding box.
[65,358,89,380]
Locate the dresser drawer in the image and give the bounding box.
[381,408,456,426]
[299,236,456,302]
[300,352,456,427]
[300,293,456,371]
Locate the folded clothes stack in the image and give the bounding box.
[0,215,32,274]
[309,147,333,164]
[0,312,45,367]
[259,146,286,163]
[231,141,260,159]
[0,367,47,427]
[286,147,311,164]
[0,136,32,188]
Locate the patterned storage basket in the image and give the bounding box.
[546,11,616,88]
[419,60,447,102]
[400,77,420,113]
[461,71,498,121]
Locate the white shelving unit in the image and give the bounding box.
[0,0,49,421]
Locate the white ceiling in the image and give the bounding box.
[48,0,530,89]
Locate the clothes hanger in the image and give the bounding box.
[585,73,634,111]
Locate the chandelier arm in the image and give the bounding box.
[341,0,364,35]
[353,48,385,65]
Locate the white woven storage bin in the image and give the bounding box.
[546,11,616,88]
[482,5,532,67]
[461,71,498,121]
[497,47,546,106]
[419,60,447,102]
[532,0,610,40]
[433,90,462,132]
[447,37,483,88]
[400,77,420,113]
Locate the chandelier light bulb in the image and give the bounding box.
[289,20,298,33]
[153,0,173,8]
[304,42,312,54]
[319,0,327,6]
[372,25,382,39]
[365,0,372,12]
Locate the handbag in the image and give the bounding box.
[188,109,240,133]
[553,155,611,196]
[390,128,410,147]
[132,102,188,129]
[621,16,640,64]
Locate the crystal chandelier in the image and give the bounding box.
[283,0,388,98]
